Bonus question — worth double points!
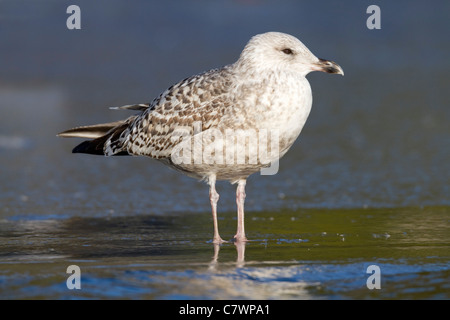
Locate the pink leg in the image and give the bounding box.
[209,175,224,244]
[234,179,248,242]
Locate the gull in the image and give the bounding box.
[58,32,344,244]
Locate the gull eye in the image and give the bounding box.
[281,48,294,55]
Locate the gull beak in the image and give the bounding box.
[313,58,344,76]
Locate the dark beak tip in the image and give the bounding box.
[318,59,344,76]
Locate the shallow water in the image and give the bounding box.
[1,0,449,299]
[1,207,449,299]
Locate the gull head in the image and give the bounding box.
[237,32,344,77]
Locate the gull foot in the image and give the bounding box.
[233,235,248,243]
[212,237,227,244]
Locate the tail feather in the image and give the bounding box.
[57,121,125,139]
[109,103,150,112]
[58,103,146,156]
[59,119,134,156]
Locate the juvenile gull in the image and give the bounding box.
[58,32,343,243]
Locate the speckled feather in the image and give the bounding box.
[60,32,343,183]
[105,67,236,160]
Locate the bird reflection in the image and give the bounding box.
[208,241,246,271]
[235,241,245,268]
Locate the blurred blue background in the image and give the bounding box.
[0,0,449,300]
[1,0,448,217]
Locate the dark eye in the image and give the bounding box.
[281,48,294,55]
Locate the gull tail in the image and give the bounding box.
[57,121,126,139]
[58,103,150,156]
[58,119,133,156]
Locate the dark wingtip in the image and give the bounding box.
[72,140,105,155]
[72,139,129,156]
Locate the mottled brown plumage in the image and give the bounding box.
[58,32,343,243]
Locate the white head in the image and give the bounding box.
[236,32,343,77]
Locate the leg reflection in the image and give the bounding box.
[208,241,247,271]
[235,240,246,268]
[208,243,220,271]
